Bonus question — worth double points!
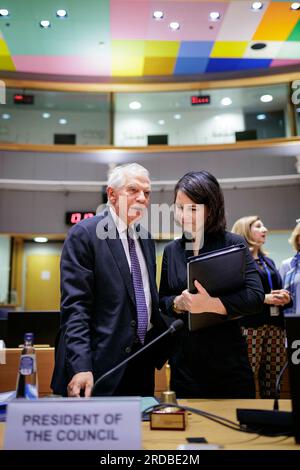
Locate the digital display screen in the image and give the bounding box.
[65,211,96,225]
[13,94,34,105]
[191,95,210,105]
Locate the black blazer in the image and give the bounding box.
[51,209,167,396]
[159,231,264,398]
[241,255,285,328]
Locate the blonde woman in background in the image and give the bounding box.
[232,216,291,398]
[279,223,300,314]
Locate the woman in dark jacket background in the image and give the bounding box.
[232,216,291,398]
[159,171,264,398]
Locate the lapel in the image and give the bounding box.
[101,210,136,307]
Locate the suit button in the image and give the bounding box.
[125,346,131,354]
[131,320,136,327]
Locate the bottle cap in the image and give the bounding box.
[24,332,34,342]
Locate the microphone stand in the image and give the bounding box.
[91,319,183,397]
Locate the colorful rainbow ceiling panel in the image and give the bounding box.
[0,0,300,78]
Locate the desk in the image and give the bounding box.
[0,399,299,450]
[143,399,299,450]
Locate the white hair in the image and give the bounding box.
[107,163,150,189]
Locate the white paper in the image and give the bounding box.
[41,271,50,280]
[4,397,141,450]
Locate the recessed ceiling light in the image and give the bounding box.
[42,112,51,119]
[174,114,181,120]
[251,2,263,11]
[257,113,266,120]
[40,20,51,29]
[2,113,10,119]
[251,42,266,50]
[56,9,68,18]
[291,2,300,10]
[59,118,67,124]
[260,94,273,103]
[209,11,221,21]
[221,97,232,106]
[0,9,9,16]
[129,101,142,110]
[169,21,180,31]
[153,10,164,20]
[158,119,165,125]
[33,237,48,243]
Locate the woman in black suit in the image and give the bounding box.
[159,171,264,398]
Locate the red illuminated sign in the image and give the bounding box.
[65,211,96,225]
[13,94,34,105]
[191,95,210,105]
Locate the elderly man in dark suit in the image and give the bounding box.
[51,163,168,397]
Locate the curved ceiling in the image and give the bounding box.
[1,0,300,80]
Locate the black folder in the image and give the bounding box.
[187,243,246,331]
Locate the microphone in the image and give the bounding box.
[91,319,184,397]
[236,360,293,436]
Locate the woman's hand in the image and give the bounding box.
[181,280,227,315]
[265,289,291,306]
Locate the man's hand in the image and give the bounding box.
[67,371,94,398]
[181,280,227,315]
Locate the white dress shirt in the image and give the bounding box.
[109,207,152,330]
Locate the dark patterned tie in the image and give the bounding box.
[127,230,148,344]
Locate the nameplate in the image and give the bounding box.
[4,397,141,450]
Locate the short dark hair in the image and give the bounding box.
[174,171,226,234]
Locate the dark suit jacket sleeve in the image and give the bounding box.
[266,256,293,310]
[219,245,265,319]
[60,223,95,377]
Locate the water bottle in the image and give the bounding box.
[16,332,38,399]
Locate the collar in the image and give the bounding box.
[109,206,137,237]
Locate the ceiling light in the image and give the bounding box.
[0,9,9,16]
[291,3,300,10]
[256,113,266,120]
[129,101,142,110]
[221,97,232,106]
[42,112,51,119]
[251,2,263,10]
[251,43,266,50]
[209,11,221,21]
[56,9,68,18]
[174,114,181,120]
[153,10,164,20]
[33,237,48,243]
[59,118,67,124]
[40,20,51,29]
[169,21,180,31]
[158,120,165,125]
[1,113,10,119]
[260,94,273,103]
